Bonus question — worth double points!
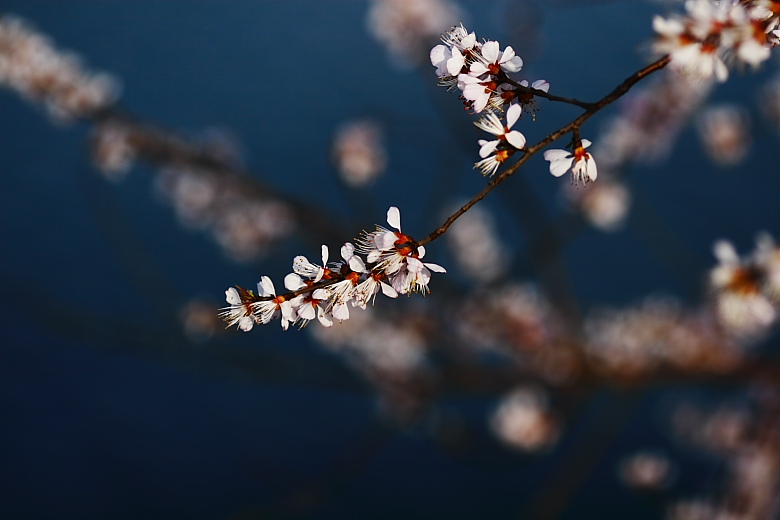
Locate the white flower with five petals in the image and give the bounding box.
[253,275,298,329]
[475,103,526,158]
[543,139,598,184]
[469,40,523,76]
[219,286,259,332]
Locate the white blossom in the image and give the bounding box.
[543,139,598,184]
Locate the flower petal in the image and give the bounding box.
[430,44,448,67]
[381,282,398,298]
[586,157,598,181]
[479,139,499,158]
[543,149,571,162]
[387,206,401,231]
[317,308,333,327]
[284,273,305,291]
[238,316,255,332]
[424,262,447,273]
[259,276,276,297]
[349,255,366,273]
[506,130,526,150]
[506,103,522,128]
[225,287,241,305]
[481,40,500,63]
[549,157,574,177]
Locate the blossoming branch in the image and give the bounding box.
[221,0,780,331]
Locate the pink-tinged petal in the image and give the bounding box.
[581,139,592,149]
[225,287,241,305]
[341,242,355,261]
[543,149,571,162]
[430,44,448,67]
[549,157,574,177]
[479,139,499,158]
[298,304,316,321]
[376,231,397,250]
[506,130,526,150]
[502,55,523,73]
[259,276,276,297]
[416,245,426,259]
[519,80,529,87]
[499,46,516,64]
[387,206,401,231]
[332,302,350,321]
[462,81,486,101]
[280,300,295,322]
[473,93,490,113]
[461,32,476,50]
[284,273,305,291]
[506,103,522,128]
[424,262,447,273]
[458,73,479,86]
[532,79,549,92]
[312,288,330,300]
[586,158,598,181]
[481,40,500,63]
[416,268,432,286]
[391,272,408,294]
[469,62,489,76]
[381,282,398,298]
[446,48,465,76]
[406,256,424,272]
[317,308,333,327]
[238,316,254,332]
[367,250,382,263]
[349,256,366,273]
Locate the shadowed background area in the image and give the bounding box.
[2,1,780,519]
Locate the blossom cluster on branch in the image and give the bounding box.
[429,23,598,182]
[654,0,780,82]
[0,15,118,121]
[220,207,445,331]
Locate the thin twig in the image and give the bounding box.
[418,55,672,246]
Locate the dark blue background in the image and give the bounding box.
[2,1,778,518]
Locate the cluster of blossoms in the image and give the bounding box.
[220,207,445,331]
[0,16,119,120]
[709,234,780,335]
[430,24,597,183]
[654,0,780,82]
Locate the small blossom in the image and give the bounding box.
[710,239,776,334]
[219,286,259,332]
[458,73,498,113]
[474,103,527,158]
[293,245,331,282]
[469,40,523,76]
[253,276,297,330]
[543,139,598,184]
